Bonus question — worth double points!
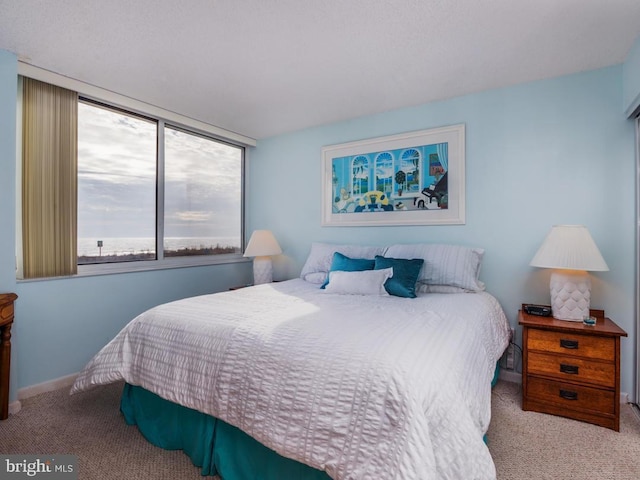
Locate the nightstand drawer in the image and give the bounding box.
[528,351,615,387]
[528,329,614,361]
[527,376,615,415]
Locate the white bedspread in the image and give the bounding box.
[71,279,510,480]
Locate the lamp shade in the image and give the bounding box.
[529,225,608,271]
[530,225,608,322]
[243,230,282,285]
[243,230,282,257]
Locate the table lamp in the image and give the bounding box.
[243,230,282,284]
[529,225,608,321]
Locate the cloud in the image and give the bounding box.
[77,102,242,240]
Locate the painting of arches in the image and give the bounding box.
[322,124,465,226]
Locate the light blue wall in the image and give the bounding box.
[0,51,17,288]
[248,66,637,399]
[623,34,640,116]
[0,50,19,403]
[0,50,253,401]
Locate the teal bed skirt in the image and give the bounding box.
[491,362,500,387]
[120,363,501,478]
[120,383,331,479]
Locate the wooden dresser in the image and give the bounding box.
[519,306,627,431]
[0,293,17,420]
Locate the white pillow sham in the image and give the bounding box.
[323,268,393,295]
[300,242,387,284]
[385,243,485,292]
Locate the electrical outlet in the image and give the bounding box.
[506,328,516,370]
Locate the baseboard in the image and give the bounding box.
[17,372,78,400]
[8,399,22,415]
[498,369,521,384]
[498,369,630,404]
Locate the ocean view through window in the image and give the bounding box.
[78,237,240,262]
[77,101,156,264]
[77,99,243,266]
[163,126,242,258]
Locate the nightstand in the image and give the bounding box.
[519,306,627,431]
[0,293,17,420]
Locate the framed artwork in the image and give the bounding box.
[321,124,465,226]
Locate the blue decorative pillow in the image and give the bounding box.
[374,256,424,298]
[321,252,376,289]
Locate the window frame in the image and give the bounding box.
[17,63,255,280]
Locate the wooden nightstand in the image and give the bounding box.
[0,293,17,420]
[519,306,627,431]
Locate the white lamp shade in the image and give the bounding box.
[243,230,282,258]
[243,230,282,285]
[529,225,608,271]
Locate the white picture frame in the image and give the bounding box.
[321,124,465,226]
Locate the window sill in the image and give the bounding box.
[17,254,251,282]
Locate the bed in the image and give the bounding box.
[71,242,511,480]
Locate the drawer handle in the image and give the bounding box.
[560,339,579,349]
[559,389,578,401]
[560,364,579,375]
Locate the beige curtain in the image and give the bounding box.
[22,77,78,278]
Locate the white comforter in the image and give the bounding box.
[71,279,510,480]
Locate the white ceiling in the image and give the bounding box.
[1,0,639,140]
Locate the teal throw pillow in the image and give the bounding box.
[321,252,375,289]
[374,256,424,298]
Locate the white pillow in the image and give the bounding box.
[323,268,393,295]
[300,242,387,284]
[385,243,485,292]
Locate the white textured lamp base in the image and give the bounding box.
[252,256,273,285]
[549,271,591,321]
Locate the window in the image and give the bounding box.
[401,149,420,193]
[163,126,242,258]
[374,152,393,195]
[77,100,243,267]
[19,73,246,278]
[77,101,157,264]
[351,155,369,196]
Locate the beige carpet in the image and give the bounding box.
[1,380,639,479]
[488,381,640,480]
